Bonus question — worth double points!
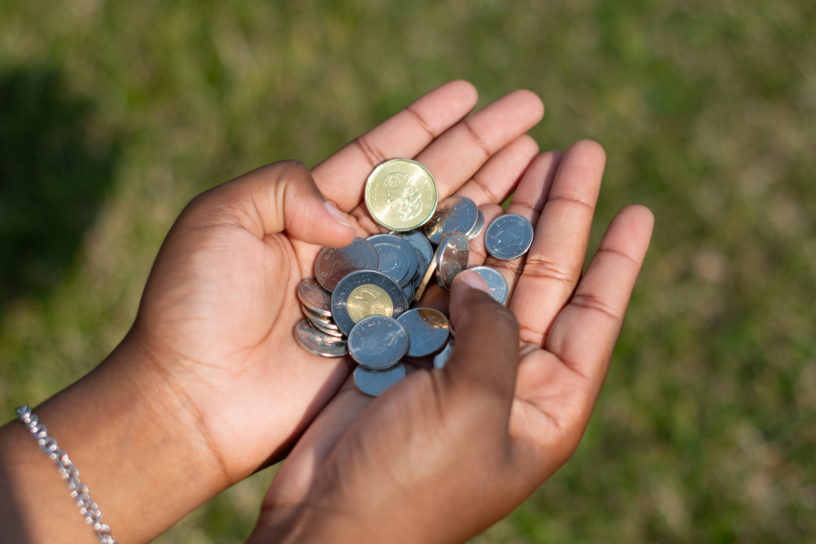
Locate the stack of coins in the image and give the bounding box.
[293,158,533,396]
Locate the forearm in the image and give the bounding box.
[0,339,227,543]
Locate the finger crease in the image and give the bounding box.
[471,174,500,203]
[570,292,622,322]
[406,104,438,139]
[596,246,641,267]
[354,136,387,169]
[523,257,574,284]
[491,258,524,277]
[546,194,595,213]
[461,117,492,159]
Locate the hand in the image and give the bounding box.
[249,141,654,543]
[0,81,547,543]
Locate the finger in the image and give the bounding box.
[509,140,606,345]
[312,80,479,210]
[417,89,544,200]
[443,270,520,408]
[455,134,540,207]
[483,150,562,295]
[545,205,654,393]
[185,160,356,248]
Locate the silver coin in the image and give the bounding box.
[301,304,338,327]
[297,278,333,317]
[484,214,534,260]
[433,338,455,369]
[435,232,470,290]
[354,363,407,397]
[314,237,380,292]
[397,308,450,358]
[398,230,434,271]
[469,265,509,304]
[466,208,485,240]
[331,270,410,336]
[348,316,409,370]
[402,282,416,302]
[367,234,418,287]
[294,320,348,357]
[424,196,479,245]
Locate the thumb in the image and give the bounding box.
[184,160,356,248]
[444,269,520,407]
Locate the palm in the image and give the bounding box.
[132,81,548,480]
[256,139,654,538]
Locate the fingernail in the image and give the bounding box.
[459,269,490,293]
[324,200,352,227]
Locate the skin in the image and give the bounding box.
[0,80,653,543]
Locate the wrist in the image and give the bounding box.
[0,335,229,542]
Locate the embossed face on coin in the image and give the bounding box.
[315,237,380,292]
[468,265,509,304]
[348,315,409,370]
[365,159,438,231]
[424,196,479,244]
[331,270,409,336]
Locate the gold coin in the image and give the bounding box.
[364,159,438,231]
[346,284,394,323]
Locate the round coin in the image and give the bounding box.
[353,364,407,397]
[364,159,438,231]
[469,265,509,304]
[368,234,418,286]
[314,237,380,292]
[348,315,409,370]
[397,308,450,358]
[294,320,348,357]
[466,208,485,240]
[297,278,333,317]
[484,214,534,260]
[424,196,479,245]
[397,230,434,271]
[331,270,409,336]
[435,232,469,290]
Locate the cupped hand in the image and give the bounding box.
[249,141,654,543]
[125,80,546,486]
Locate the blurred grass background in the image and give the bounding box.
[1,0,814,542]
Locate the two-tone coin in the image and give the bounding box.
[424,196,479,245]
[365,159,438,231]
[468,265,509,304]
[484,214,534,260]
[331,270,410,336]
[353,363,407,397]
[348,315,409,370]
[315,237,380,292]
[397,308,450,358]
[294,320,348,357]
[435,232,469,290]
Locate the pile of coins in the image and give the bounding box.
[294,158,534,396]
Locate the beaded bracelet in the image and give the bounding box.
[16,405,116,544]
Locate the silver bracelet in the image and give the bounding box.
[16,405,116,544]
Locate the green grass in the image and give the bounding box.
[1,1,815,542]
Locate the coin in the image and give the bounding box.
[353,364,407,397]
[397,308,450,358]
[412,247,438,303]
[331,270,409,336]
[367,234,418,286]
[424,196,479,244]
[348,316,409,370]
[297,278,333,317]
[294,319,348,357]
[301,304,338,327]
[314,237,380,292]
[468,265,509,304]
[465,208,485,240]
[397,230,434,271]
[433,338,455,369]
[435,232,469,290]
[484,214,534,260]
[364,159,438,231]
